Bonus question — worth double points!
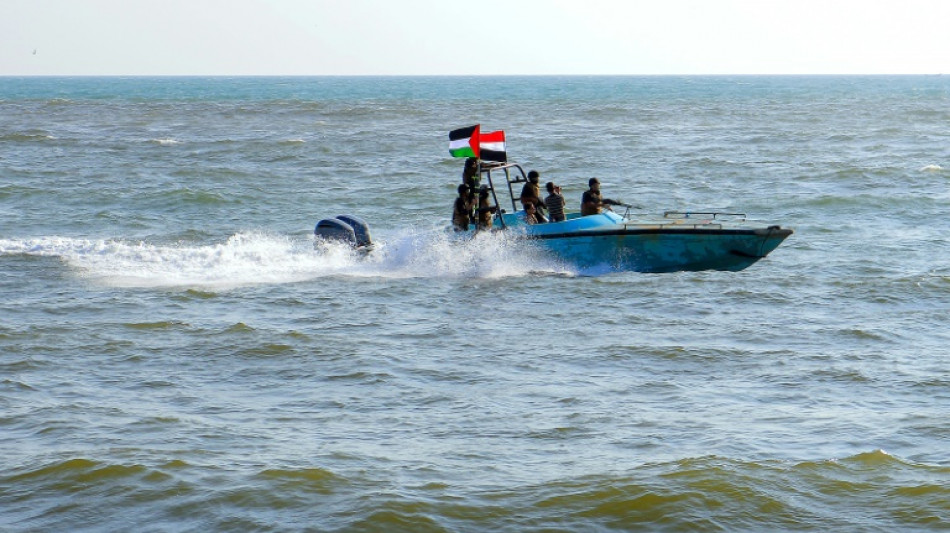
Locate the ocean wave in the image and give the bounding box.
[0,132,56,142]
[0,184,44,199]
[4,458,148,485]
[42,98,73,106]
[255,467,343,490]
[0,378,37,391]
[121,320,190,330]
[3,451,947,532]
[151,187,232,205]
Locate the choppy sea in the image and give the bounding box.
[1,76,949,531]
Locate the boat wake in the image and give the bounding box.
[0,228,572,290]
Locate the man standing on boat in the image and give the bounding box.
[452,184,474,231]
[581,178,620,216]
[462,157,479,190]
[544,181,566,222]
[520,171,548,223]
[476,186,498,231]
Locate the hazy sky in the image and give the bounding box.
[3,0,948,76]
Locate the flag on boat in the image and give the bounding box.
[479,130,507,162]
[449,125,507,161]
[449,125,480,158]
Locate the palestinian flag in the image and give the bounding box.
[449,124,480,158]
[479,130,507,162]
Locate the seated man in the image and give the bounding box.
[522,202,539,224]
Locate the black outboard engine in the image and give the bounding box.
[314,214,372,249]
[334,214,371,248]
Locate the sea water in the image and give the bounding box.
[1,76,949,531]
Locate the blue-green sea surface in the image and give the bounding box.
[1,76,949,531]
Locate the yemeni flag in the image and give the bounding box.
[479,130,507,162]
[449,125,480,158]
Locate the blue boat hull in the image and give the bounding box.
[497,212,792,273]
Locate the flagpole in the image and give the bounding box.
[480,162,506,230]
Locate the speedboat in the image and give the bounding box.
[314,161,792,273]
[462,161,792,273]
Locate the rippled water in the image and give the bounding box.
[2,76,949,531]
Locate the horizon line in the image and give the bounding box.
[1,73,946,78]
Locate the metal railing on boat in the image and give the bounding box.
[663,211,747,221]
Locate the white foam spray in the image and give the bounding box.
[0,228,572,290]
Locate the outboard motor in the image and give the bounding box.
[334,214,372,248]
[314,214,372,249]
[315,218,357,246]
